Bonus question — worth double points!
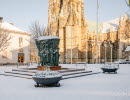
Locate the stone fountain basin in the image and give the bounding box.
[33,76,62,86]
[32,70,62,86]
[101,67,119,73]
[101,63,119,73]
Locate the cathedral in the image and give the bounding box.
[47,0,130,63]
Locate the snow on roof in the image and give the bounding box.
[0,21,26,33]
[125,46,130,52]
[102,18,121,33]
[37,36,60,41]
[86,19,103,33]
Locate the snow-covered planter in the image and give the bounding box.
[101,63,119,73]
[33,69,62,86]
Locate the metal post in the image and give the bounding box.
[105,47,106,63]
[96,0,99,64]
[86,41,88,63]
[71,26,73,64]
[70,2,73,65]
[110,44,113,63]
[77,44,79,63]
[111,47,112,62]
[104,42,107,63]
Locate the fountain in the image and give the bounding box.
[35,36,61,70]
[33,36,62,87]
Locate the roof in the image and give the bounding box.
[0,21,31,36]
[86,19,102,33]
[125,46,130,52]
[86,17,125,34]
[102,18,120,33]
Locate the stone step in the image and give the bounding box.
[0,71,100,80]
[4,71,34,76]
[62,72,101,80]
[62,71,92,76]
[59,68,85,73]
[12,69,37,73]
[5,70,92,77]
[0,67,99,80]
[12,68,85,73]
[0,73,32,79]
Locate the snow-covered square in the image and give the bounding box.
[0,64,130,100]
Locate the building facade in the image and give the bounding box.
[0,18,31,65]
[47,0,88,63]
[47,0,130,63]
[86,15,130,63]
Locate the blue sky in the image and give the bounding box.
[0,0,129,32]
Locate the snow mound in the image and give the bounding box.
[102,63,119,69]
[33,70,62,78]
[36,36,60,41]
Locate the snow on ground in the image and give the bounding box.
[0,64,130,100]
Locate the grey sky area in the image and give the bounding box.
[0,0,129,32]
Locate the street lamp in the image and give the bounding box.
[109,43,113,63]
[87,40,94,63]
[103,41,107,63]
[86,42,88,63]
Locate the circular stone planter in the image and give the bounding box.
[101,64,119,73]
[33,70,62,86]
[101,67,119,73]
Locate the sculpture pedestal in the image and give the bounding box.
[37,66,61,71]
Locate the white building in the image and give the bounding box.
[0,17,31,65]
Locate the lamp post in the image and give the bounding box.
[110,43,113,63]
[96,0,99,64]
[104,41,107,63]
[77,44,79,63]
[98,41,102,63]
[86,41,88,63]
[87,40,95,63]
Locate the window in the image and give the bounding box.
[19,37,23,47]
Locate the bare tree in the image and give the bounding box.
[124,0,130,39]
[0,29,12,52]
[125,0,130,17]
[125,0,130,8]
[29,21,46,39]
[28,21,46,63]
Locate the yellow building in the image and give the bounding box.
[47,0,130,63]
[47,0,88,63]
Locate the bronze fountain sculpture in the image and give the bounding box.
[33,36,62,87]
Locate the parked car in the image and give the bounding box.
[114,59,130,64]
[125,60,130,64]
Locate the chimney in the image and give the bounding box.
[0,17,3,21]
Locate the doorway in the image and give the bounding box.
[18,53,24,63]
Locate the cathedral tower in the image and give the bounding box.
[47,0,88,63]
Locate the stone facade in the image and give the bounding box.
[87,15,130,63]
[47,0,130,63]
[48,0,88,63]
